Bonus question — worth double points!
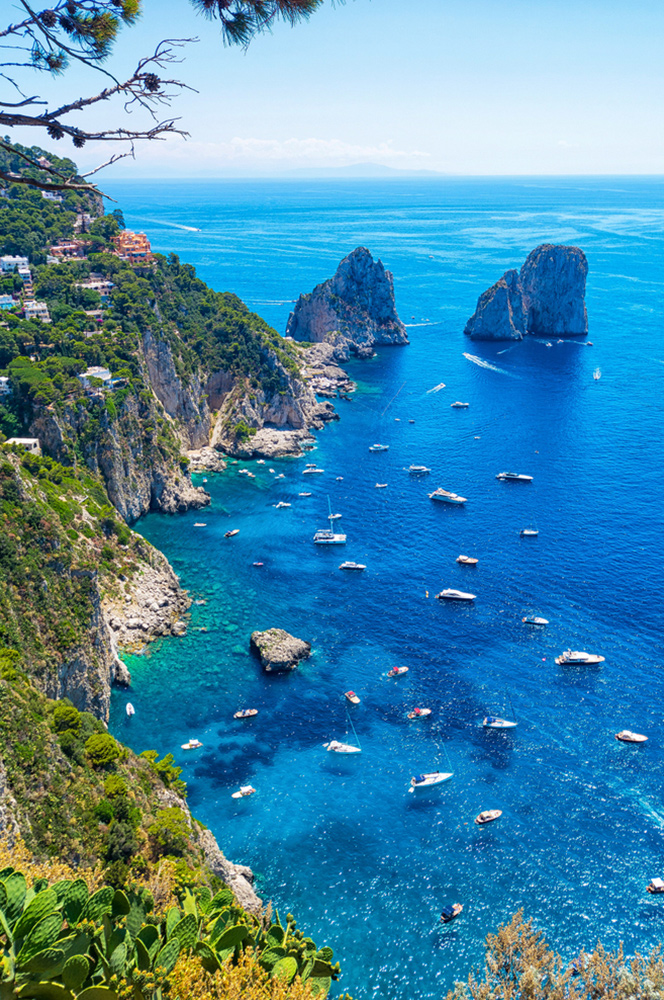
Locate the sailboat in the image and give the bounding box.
[483,694,517,729]
[324,712,362,753]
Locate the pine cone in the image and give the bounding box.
[47,124,64,140]
[40,9,58,26]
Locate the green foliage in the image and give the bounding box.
[84,734,119,769]
[147,808,191,858]
[53,704,81,735]
[103,775,126,799]
[139,751,186,797]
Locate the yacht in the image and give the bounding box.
[555,649,605,665]
[483,716,517,729]
[436,589,476,601]
[231,785,256,799]
[323,740,361,754]
[339,561,365,571]
[520,528,538,537]
[181,739,203,750]
[456,555,478,565]
[615,730,647,743]
[313,528,347,545]
[408,465,431,475]
[450,401,469,408]
[303,464,325,474]
[496,472,533,482]
[428,488,467,504]
[409,772,453,791]
[522,615,549,626]
[369,444,389,452]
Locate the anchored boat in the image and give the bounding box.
[313,528,346,545]
[475,810,502,825]
[323,740,361,754]
[345,691,360,705]
[407,707,431,719]
[339,561,366,571]
[522,615,548,626]
[496,471,533,482]
[456,555,478,565]
[125,703,135,717]
[615,730,647,743]
[369,443,389,452]
[387,666,409,677]
[483,716,517,729]
[429,488,467,504]
[440,903,463,923]
[520,528,539,537]
[409,772,453,791]
[231,785,256,799]
[181,739,203,750]
[234,709,258,719]
[555,649,605,665]
[436,589,476,601]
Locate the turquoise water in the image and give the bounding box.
[108,178,664,998]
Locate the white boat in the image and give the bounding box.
[193,522,206,527]
[522,615,549,626]
[369,444,389,452]
[274,502,291,509]
[313,529,347,544]
[408,465,431,475]
[520,528,538,537]
[298,492,312,497]
[303,464,325,474]
[616,730,647,743]
[234,709,258,719]
[456,555,478,565]
[274,473,285,479]
[496,472,533,482]
[387,666,409,677]
[126,703,135,717]
[647,878,664,894]
[555,649,605,665]
[231,785,256,799]
[407,707,431,719]
[409,772,453,791]
[450,401,469,408]
[256,459,265,464]
[345,690,361,705]
[269,468,275,473]
[593,368,601,380]
[475,809,502,825]
[428,488,467,504]
[339,561,365,571]
[323,740,361,754]
[483,716,517,729]
[181,738,203,750]
[436,589,476,601]
[328,512,342,520]
[375,483,388,489]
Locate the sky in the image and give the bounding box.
[7,0,664,176]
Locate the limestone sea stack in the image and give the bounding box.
[250,628,312,672]
[286,247,408,360]
[464,244,588,341]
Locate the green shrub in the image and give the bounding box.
[148,806,191,858]
[52,701,81,734]
[85,732,120,768]
[94,799,114,823]
[104,773,127,798]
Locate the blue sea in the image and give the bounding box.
[107,177,664,999]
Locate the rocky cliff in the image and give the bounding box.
[286,247,408,360]
[464,244,588,341]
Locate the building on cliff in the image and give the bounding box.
[112,230,153,263]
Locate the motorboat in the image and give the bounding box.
[450,401,469,408]
[456,555,478,565]
[522,615,549,626]
[313,529,346,544]
[298,492,312,497]
[475,810,502,825]
[202,477,208,482]
[274,473,285,480]
[252,561,264,567]
[409,419,415,424]
[303,465,325,474]
[239,468,250,476]
[408,465,431,475]
[256,459,265,464]
[323,740,361,754]
[231,785,256,799]
[409,772,453,791]
[555,649,605,666]
[593,368,601,380]
[369,444,389,452]
[440,903,463,923]
[339,561,366,571]
[545,342,552,347]
[375,483,388,489]
[428,488,467,504]
[126,703,135,717]
[345,691,361,705]
[407,707,431,719]
[496,472,533,482]
[224,529,240,538]
[274,502,291,509]
[520,528,539,537]
[328,512,342,520]
[436,589,476,601]
[234,709,258,719]
[647,878,664,894]
[269,468,275,473]
[615,730,647,743]
[181,739,203,750]
[387,666,409,677]
[193,522,206,527]
[483,716,517,729]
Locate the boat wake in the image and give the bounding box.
[426,382,447,393]
[463,353,517,377]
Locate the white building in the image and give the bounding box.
[0,376,11,395]
[23,300,51,323]
[0,255,28,272]
[77,366,112,390]
[41,190,63,203]
[76,274,114,303]
[0,295,14,311]
[5,437,40,454]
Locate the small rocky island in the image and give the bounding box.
[250,628,312,672]
[286,246,408,359]
[464,244,588,341]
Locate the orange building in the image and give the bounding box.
[112,230,153,263]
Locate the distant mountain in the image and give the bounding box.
[285,162,446,178]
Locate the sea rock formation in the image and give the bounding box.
[286,247,408,360]
[250,628,312,672]
[464,244,588,341]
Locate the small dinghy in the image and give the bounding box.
[234,709,258,719]
[436,589,476,602]
[522,615,548,626]
[475,809,502,825]
[409,772,453,791]
[456,555,478,565]
[520,528,539,537]
[345,690,361,705]
[407,707,431,719]
[616,730,648,743]
[126,703,135,717]
[323,740,361,754]
[483,716,517,729]
[387,666,409,678]
[440,903,463,923]
[231,785,256,799]
[647,878,664,894]
[224,529,240,538]
[181,739,203,750]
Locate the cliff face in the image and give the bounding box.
[465,244,588,341]
[286,247,408,360]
